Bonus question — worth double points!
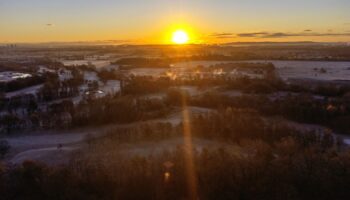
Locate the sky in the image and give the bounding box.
[1,0,350,44]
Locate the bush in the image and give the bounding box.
[0,140,10,158]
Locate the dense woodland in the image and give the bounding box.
[0,110,349,200]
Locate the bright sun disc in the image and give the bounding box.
[172,30,189,44]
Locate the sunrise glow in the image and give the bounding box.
[172,30,189,44]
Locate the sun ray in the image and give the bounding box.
[181,91,198,200]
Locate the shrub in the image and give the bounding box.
[0,140,10,158]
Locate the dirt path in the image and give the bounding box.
[10,146,79,165]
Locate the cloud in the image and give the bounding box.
[101,39,130,44]
[237,32,269,37]
[210,33,235,39]
[237,31,350,38]
[211,30,350,39]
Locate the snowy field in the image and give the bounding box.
[0,71,32,83]
[128,68,168,76]
[100,80,121,95]
[171,61,232,69]
[173,60,350,81]
[270,60,350,81]
[61,60,111,68]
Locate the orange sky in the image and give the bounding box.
[1,0,350,44]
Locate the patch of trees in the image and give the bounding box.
[38,70,83,102]
[97,69,117,81]
[1,94,38,113]
[226,77,284,94]
[0,140,10,158]
[114,54,263,69]
[265,96,350,134]
[188,52,260,60]
[123,76,171,95]
[37,73,61,101]
[187,92,350,135]
[0,92,6,110]
[61,68,84,96]
[72,95,171,126]
[0,114,22,133]
[73,65,97,72]
[191,108,342,148]
[314,84,350,97]
[211,62,276,72]
[87,122,176,145]
[0,75,45,93]
[0,88,172,133]
[115,57,171,68]
[86,107,340,149]
[225,75,349,97]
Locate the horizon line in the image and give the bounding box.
[1,40,349,46]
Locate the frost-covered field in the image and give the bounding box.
[61,60,111,68]
[171,61,232,69]
[173,60,350,81]
[270,60,350,81]
[0,71,32,83]
[128,68,168,76]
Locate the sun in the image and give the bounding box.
[172,30,189,44]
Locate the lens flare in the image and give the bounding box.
[181,91,198,200]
